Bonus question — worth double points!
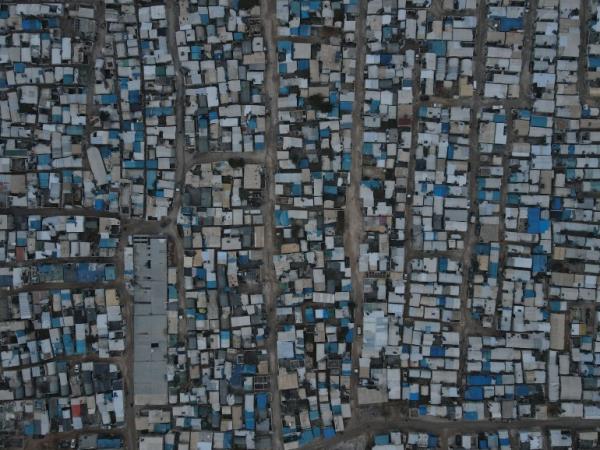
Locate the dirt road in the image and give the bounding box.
[260,0,284,448]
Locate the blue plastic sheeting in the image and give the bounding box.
[63,335,74,355]
[527,207,549,234]
[418,105,430,117]
[22,18,42,31]
[430,346,445,357]
[223,432,232,449]
[230,365,244,388]
[105,266,116,281]
[101,94,117,105]
[98,439,122,449]
[475,243,490,255]
[375,435,390,445]
[532,254,547,273]
[76,339,86,355]
[298,59,310,71]
[77,264,104,282]
[257,393,268,411]
[498,17,523,31]
[340,101,353,112]
[99,238,117,249]
[438,257,448,272]
[370,100,380,113]
[38,172,49,188]
[290,24,311,36]
[465,386,484,400]
[428,435,439,448]
[362,179,382,190]
[531,115,548,128]
[245,411,255,430]
[345,328,353,343]
[427,40,447,56]
[489,262,499,278]
[24,422,34,437]
[589,56,600,69]
[342,153,352,170]
[433,184,449,197]
[275,210,290,227]
[515,384,531,397]
[323,427,336,439]
[468,374,492,385]
[518,109,531,119]
[464,411,479,420]
[551,197,562,210]
[277,41,292,52]
[123,160,144,169]
[299,430,314,445]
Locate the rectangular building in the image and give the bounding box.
[133,236,168,406]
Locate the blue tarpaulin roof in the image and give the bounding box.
[465,386,484,400]
[590,56,600,69]
[497,17,523,31]
[527,207,550,234]
[468,374,492,385]
[275,210,290,227]
[427,40,447,56]
[434,184,449,197]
